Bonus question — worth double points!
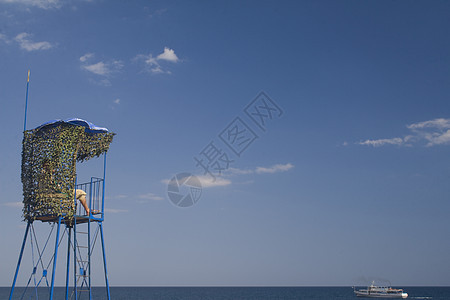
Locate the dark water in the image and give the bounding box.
[3,286,448,299]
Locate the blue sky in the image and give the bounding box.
[1,0,450,287]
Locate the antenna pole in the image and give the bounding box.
[23,70,30,132]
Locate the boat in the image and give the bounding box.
[353,282,408,298]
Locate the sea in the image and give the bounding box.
[2,286,448,299]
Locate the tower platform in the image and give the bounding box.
[35,212,103,225]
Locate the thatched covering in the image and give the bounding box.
[21,119,114,221]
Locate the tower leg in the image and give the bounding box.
[49,217,62,300]
[73,218,77,300]
[99,222,111,300]
[65,226,72,300]
[88,217,92,300]
[9,221,31,300]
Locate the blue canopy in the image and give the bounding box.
[33,118,109,133]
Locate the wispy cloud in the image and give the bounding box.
[80,53,123,85]
[359,137,405,147]
[135,54,163,74]
[407,118,450,130]
[83,61,110,76]
[82,60,123,76]
[79,53,94,62]
[109,98,121,110]
[228,163,294,175]
[359,118,450,147]
[138,193,164,201]
[0,0,62,9]
[15,32,53,51]
[227,168,254,175]
[135,47,181,74]
[197,175,231,188]
[161,163,294,189]
[161,175,231,189]
[255,163,294,174]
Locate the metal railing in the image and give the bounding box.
[75,177,104,216]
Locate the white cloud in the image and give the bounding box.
[255,163,294,174]
[81,57,123,80]
[138,193,164,201]
[134,54,165,74]
[0,0,61,9]
[161,163,293,190]
[407,118,450,130]
[161,174,231,189]
[228,163,295,175]
[359,118,450,147]
[145,55,164,73]
[79,53,94,62]
[157,47,179,62]
[83,61,109,75]
[228,167,254,175]
[135,47,180,74]
[423,130,450,146]
[113,98,120,104]
[359,137,404,147]
[197,175,231,188]
[407,118,450,147]
[14,32,53,51]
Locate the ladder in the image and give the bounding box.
[72,219,93,300]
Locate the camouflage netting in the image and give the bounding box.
[21,122,114,221]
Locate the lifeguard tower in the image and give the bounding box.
[10,118,115,300]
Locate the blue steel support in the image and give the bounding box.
[49,216,62,300]
[23,70,30,132]
[88,217,92,299]
[65,226,71,300]
[101,153,107,220]
[9,220,31,300]
[73,217,77,299]
[90,177,94,216]
[99,222,111,300]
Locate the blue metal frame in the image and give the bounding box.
[100,222,111,300]
[101,152,110,299]
[49,217,61,300]
[23,70,30,132]
[102,153,107,217]
[73,216,78,300]
[12,72,112,299]
[88,212,92,300]
[65,227,71,300]
[10,153,111,300]
[10,70,31,299]
[9,221,31,300]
